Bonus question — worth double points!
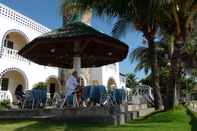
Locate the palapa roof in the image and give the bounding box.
[19,22,128,68]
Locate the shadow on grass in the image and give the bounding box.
[186,109,197,131]
[0,108,186,131]
[10,118,165,131]
[0,111,172,130]
[129,110,174,124]
[12,119,111,131]
[13,119,65,131]
[0,119,39,126]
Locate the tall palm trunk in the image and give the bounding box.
[148,38,163,110]
[168,35,185,109]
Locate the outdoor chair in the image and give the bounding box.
[99,88,127,106]
[32,88,47,108]
[22,90,35,109]
[47,92,62,108]
[81,85,118,107]
[60,93,78,108]
[81,86,92,100]
[90,85,108,106]
[112,88,127,104]
[81,85,93,106]
[60,85,107,108]
[100,89,114,106]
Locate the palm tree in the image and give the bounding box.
[126,73,137,89]
[61,0,164,109]
[130,41,171,101]
[129,46,151,75]
[160,0,197,108]
[113,0,165,110]
[130,41,169,74]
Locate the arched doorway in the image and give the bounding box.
[107,77,117,91]
[0,68,28,102]
[2,30,28,51]
[46,76,61,98]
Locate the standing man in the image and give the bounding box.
[61,71,79,108]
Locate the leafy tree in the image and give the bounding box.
[112,0,164,109]
[126,73,137,89]
[160,0,197,108]
[182,77,196,95]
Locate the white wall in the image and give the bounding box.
[101,63,120,88]
[89,67,103,85]
[89,63,121,88]
[0,57,58,89]
[0,4,58,94]
[0,17,44,47]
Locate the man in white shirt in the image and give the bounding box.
[65,71,79,96]
[61,71,79,108]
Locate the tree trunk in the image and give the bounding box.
[167,35,185,109]
[148,39,164,110]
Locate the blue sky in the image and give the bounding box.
[0,0,145,79]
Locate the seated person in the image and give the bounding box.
[15,84,25,105]
[75,77,85,107]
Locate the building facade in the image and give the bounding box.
[0,3,123,103]
[0,3,59,102]
[119,73,126,88]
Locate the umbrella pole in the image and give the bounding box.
[73,57,81,74]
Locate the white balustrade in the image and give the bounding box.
[0,3,50,33]
[0,90,12,101]
[2,47,29,63]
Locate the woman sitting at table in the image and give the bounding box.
[15,84,25,107]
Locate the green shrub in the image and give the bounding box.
[0,100,11,110]
[33,82,47,90]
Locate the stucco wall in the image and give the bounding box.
[102,63,120,88]
[0,4,58,96]
[0,3,121,95]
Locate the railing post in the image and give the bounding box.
[0,91,11,102]
[2,47,30,63]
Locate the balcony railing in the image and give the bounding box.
[2,47,30,63]
[0,3,50,33]
[0,90,12,102]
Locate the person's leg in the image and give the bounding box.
[60,94,68,109]
[17,96,23,109]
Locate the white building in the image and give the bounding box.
[0,3,59,103]
[119,73,126,88]
[0,3,122,103]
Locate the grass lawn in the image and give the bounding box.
[0,106,196,131]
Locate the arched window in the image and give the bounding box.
[4,35,14,49]
[107,78,117,91]
[1,78,9,91]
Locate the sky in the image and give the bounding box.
[0,0,145,79]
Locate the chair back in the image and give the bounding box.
[90,85,107,104]
[32,88,47,108]
[82,85,92,100]
[112,88,126,104]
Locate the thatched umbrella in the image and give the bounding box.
[18,22,128,73]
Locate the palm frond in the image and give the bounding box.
[112,16,133,38]
[129,47,147,63]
